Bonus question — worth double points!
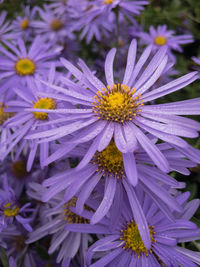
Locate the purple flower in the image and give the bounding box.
[40,136,200,227]
[32,5,74,45]
[27,40,200,177]
[67,190,200,266]
[26,183,92,266]
[0,36,59,94]
[137,25,193,61]
[0,65,67,171]
[0,175,33,232]
[10,6,38,41]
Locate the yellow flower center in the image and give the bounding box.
[154,36,167,46]
[50,19,63,31]
[121,220,156,257]
[3,202,20,217]
[92,140,124,179]
[62,197,90,224]
[11,160,28,179]
[92,84,143,124]
[62,0,67,4]
[103,0,115,4]
[20,19,29,30]
[33,98,56,120]
[0,102,14,125]
[15,58,36,76]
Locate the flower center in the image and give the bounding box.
[0,102,14,125]
[33,98,56,120]
[154,36,167,46]
[20,19,29,30]
[15,58,36,76]
[11,160,28,179]
[121,220,156,257]
[50,19,63,31]
[92,84,143,123]
[3,202,20,217]
[92,140,124,179]
[61,0,67,4]
[62,197,89,224]
[13,235,26,252]
[103,0,115,4]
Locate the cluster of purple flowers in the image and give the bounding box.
[0,0,200,266]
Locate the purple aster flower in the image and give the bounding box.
[27,39,200,178]
[0,36,59,94]
[137,25,193,61]
[0,65,68,171]
[26,183,92,267]
[0,224,38,266]
[0,155,47,197]
[10,6,38,41]
[0,175,33,232]
[0,11,20,43]
[32,5,74,45]
[67,190,200,266]
[41,139,190,227]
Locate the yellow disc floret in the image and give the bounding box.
[62,197,90,224]
[92,140,124,179]
[50,19,63,31]
[121,220,156,257]
[103,0,115,4]
[0,102,14,125]
[3,202,20,217]
[15,58,36,76]
[11,160,28,179]
[92,84,143,124]
[154,36,167,46]
[20,19,29,30]
[33,98,56,120]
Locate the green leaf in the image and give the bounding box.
[0,248,9,267]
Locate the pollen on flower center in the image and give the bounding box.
[0,102,14,125]
[103,0,115,4]
[121,220,156,257]
[11,160,28,179]
[154,36,167,46]
[33,98,56,120]
[15,58,36,76]
[3,202,20,217]
[92,140,124,179]
[92,84,143,124]
[20,19,29,30]
[62,197,89,224]
[50,19,63,31]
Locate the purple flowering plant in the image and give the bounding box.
[0,0,200,266]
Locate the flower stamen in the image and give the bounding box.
[50,19,63,31]
[33,98,56,120]
[92,84,143,123]
[121,220,156,257]
[0,102,14,125]
[15,58,36,76]
[11,160,28,179]
[92,140,124,179]
[3,202,20,217]
[154,36,167,46]
[62,197,90,224]
[20,19,29,30]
